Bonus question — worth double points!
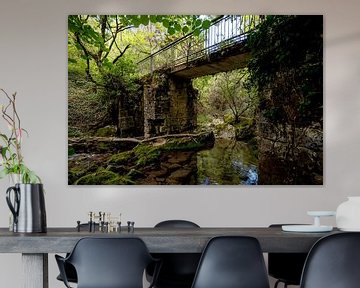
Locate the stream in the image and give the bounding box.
[195,138,258,185]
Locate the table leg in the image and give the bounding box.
[22,253,48,288]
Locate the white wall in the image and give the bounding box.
[0,0,360,287]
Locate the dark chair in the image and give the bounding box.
[56,223,99,284]
[268,224,308,288]
[191,236,270,288]
[55,237,160,288]
[300,232,360,288]
[56,262,77,284]
[147,220,201,288]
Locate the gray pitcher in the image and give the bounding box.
[6,183,47,233]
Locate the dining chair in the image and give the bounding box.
[147,220,201,288]
[268,224,308,288]
[191,236,270,288]
[300,232,360,288]
[55,237,160,288]
[56,223,99,284]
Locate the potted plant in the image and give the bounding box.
[0,89,40,183]
[0,88,46,233]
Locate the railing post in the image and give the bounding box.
[150,55,154,74]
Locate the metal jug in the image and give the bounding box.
[6,183,47,233]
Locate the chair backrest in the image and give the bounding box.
[300,232,360,288]
[191,236,270,288]
[151,220,201,287]
[66,237,154,288]
[155,219,200,228]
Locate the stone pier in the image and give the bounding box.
[143,72,197,138]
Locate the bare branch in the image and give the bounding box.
[112,44,131,64]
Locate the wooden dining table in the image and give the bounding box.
[0,226,339,288]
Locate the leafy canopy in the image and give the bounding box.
[68,15,213,83]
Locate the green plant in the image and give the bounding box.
[0,89,41,183]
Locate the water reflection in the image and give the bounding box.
[196,138,258,185]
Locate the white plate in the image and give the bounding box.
[307,211,336,217]
[282,225,333,232]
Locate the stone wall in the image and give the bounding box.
[117,85,144,137]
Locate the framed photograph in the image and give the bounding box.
[68,15,323,185]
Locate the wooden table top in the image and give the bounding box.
[0,227,340,254]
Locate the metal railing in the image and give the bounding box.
[137,15,262,75]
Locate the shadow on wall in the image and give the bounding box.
[327,31,360,46]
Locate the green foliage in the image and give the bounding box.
[193,69,258,128]
[68,72,110,135]
[246,15,323,126]
[68,15,212,79]
[223,113,235,124]
[68,147,76,156]
[197,114,212,126]
[68,45,88,75]
[125,15,211,36]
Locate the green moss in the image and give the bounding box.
[68,147,76,156]
[108,151,134,165]
[127,168,143,179]
[68,127,83,137]
[68,165,92,184]
[75,168,134,185]
[95,126,117,137]
[133,144,161,166]
[97,142,111,152]
[163,138,204,151]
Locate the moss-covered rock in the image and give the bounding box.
[68,153,107,184]
[163,133,215,151]
[108,151,134,165]
[75,168,134,185]
[133,144,161,166]
[95,126,117,137]
[127,168,144,180]
[68,166,90,185]
[70,132,216,185]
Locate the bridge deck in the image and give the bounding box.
[172,41,250,79]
